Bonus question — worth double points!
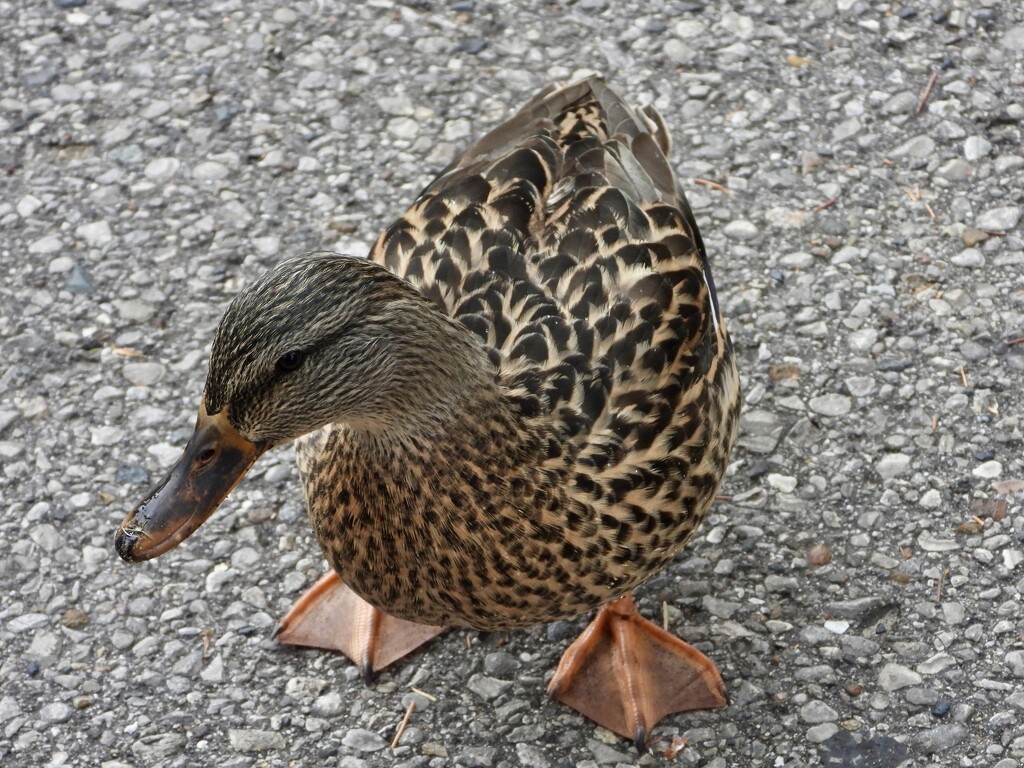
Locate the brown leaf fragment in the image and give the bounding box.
[768,363,800,381]
[992,479,1024,495]
[971,498,1009,521]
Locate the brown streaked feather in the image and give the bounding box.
[291,77,740,630]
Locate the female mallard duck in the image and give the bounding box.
[115,76,741,749]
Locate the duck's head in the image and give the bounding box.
[114,252,484,562]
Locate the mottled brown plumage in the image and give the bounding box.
[115,76,741,747]
[276,78,741,630]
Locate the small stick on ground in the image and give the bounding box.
[916,70,939,114]
[812,197,837,212]
[934,568,945,604]
[1007,336,1024,347]
[410,687,437,702]
[693,177,730,194]
[662,600,670,631]
[391,701,416,750]
[958,365,968,388]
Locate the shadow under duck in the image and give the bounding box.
[115,76,741,750]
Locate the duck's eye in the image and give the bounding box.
[275,350,305,373]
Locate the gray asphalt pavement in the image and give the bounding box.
[2,0,1023,766]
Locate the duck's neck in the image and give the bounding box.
[339,306,507,442]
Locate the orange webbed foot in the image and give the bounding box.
[274,571,446,680]
[547,592,726,751]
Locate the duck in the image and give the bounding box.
[115,75,741,750]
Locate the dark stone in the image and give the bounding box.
[877,358,913,372]
[457,39,487,54]
[545,620,577,642]
[67,264,94,294]
[820,731,911,767]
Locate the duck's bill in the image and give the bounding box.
[114,404,267,562]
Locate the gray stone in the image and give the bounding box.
[913,724,968,753]
[800,699,838,723]
[906,687,939,706]
[91,426,125,446]
[942,602,966,625]
[825,597,886,618]
[466,674,512,700]
[515,743,551,768]
[806,723,838,743]
[918,653,956,675]
[720,11,754,39]
[673,19,705,38]
[39,702,73,723]
[17,194,43,217]
[1002,25,1024,51]
[144,157,181,180]
[876,453,911,479]
[184,33,214,53]
[845,376,875,397]
[112,299,156,322]
[0,696,21,723]
[8,613,49,632]
[29,235,63,254]
[950,249,984,268]
[963,136,992,161]
[937,158,970,180]
[312,691,344,717]
[723,220,759,240]
[890,135,935,159]
[976,206,1021,231]
[340,728,387,752]
[664,39,696,65]
[703,595,742,619]
[461,746,497,767]
[228,729,285,752]
[808,394,852,417]
[973,460,1002,479]
[1005,650,1024,677]
[193,161,230,180]
[122,362,166,386]
[379,94,413,116]
[847,328,878,352]
[131,733,187,760]
[200,654,224,683]
[388,117,420,140]
[918,533,959,552]
[76,221,113,247]
[878,662,922,691]
[483,651,520,678]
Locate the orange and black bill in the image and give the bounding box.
[114,403,266,562]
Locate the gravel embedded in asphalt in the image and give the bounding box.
[2,0,1023,766]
